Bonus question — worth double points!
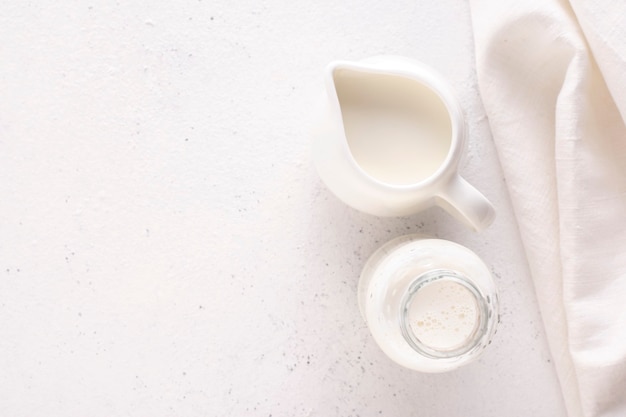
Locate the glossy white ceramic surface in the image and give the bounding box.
[313,56,495,231]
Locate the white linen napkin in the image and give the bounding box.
[469,1,626,416]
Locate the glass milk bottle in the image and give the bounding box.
[358,234,499,372]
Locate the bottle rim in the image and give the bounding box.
[399,269,490,359]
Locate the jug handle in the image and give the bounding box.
[436,175,496,231]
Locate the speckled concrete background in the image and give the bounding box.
[0,1,566,416]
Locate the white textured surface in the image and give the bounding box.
[0,1,567,416]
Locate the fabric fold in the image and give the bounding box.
[469,1,626,416]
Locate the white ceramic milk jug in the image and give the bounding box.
[312,56,495,231]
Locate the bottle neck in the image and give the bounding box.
[399,270,490,359]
